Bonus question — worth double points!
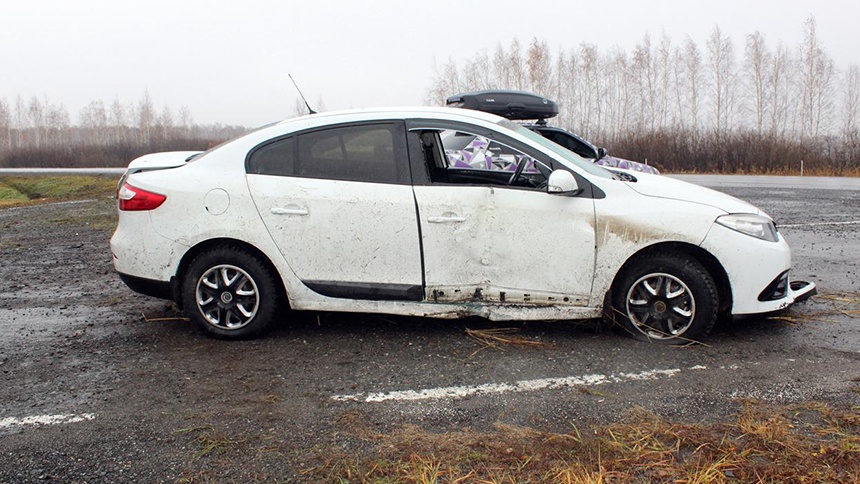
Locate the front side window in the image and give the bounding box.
[437,129,546,188]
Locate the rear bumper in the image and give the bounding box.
[118,272,176,302]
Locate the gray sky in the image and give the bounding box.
[2,0,858,127]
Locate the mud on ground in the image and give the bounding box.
[0,183,858,482]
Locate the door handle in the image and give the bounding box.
[428,214,466,224]
[271,206,309,216]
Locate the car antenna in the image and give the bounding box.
[289,74,316,115]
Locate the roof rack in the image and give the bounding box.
[446,90,559,121]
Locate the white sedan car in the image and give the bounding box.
[110,107,815,343]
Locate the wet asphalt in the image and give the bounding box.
[0,175,858,482]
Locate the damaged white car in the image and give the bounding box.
[111,107,815,343]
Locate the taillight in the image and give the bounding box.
[117,183,166,211]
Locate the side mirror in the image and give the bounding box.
[597,147,607,160]
[547,170,581,196]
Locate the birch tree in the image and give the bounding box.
[705,26,737,137]
[744,31,770,134]
[798,15,836,139]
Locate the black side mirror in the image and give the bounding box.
[597,147,607,160]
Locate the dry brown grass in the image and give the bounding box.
[465,328,555,352]
[309,400,860,483]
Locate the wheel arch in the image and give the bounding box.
[173,238,288,310]
[608,241,733,315]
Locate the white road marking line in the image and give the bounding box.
[333,366,707,403]
[780,220,860,228]
[0,413,96,429]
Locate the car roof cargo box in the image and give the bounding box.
[447,90,559,121]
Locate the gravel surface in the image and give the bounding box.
[0,177,859,482]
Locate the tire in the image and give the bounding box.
[181,246,280,339]
[609,252,718,344]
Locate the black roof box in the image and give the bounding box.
[446,90,559,121]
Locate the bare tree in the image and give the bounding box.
[154,105,174,142]
[843,64,860,164]
[79,100,108,145]
[109,97,127,144]
[425,57,461,106]
[526,38,552,96]
[673,37,703,137]
[0,98,10,151]
[508,38,525,90]
[492,42,511,89]
[656,33,673,128]
[46,102,69,147]
[798,15,836,139]
[13,95,26,149]
[705,26,738,137]
[631,33,655,131]
[744,32,771,134]
[462,49,492,92]
[137,90,156,144]
[179,106,194,137]
[28,96,45,148]
[766,42,794,139]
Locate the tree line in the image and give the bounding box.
[2,16,858,174]
[0,90,245,168]
[426,16,860,174]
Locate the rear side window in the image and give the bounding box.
[247,122,409,184]
[247,137,294,176]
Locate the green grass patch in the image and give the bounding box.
[0,175,118,207]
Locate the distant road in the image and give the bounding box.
[1,168,858,190]
[0,168,125,176]
[670,174,860,190]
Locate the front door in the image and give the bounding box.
[413,128,596,305]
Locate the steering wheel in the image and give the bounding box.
[507,157,528,186]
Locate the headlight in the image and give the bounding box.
[715,214,779,242]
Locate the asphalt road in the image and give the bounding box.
[0,176,858,482]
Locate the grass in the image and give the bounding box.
[0,175,118,208]
[307,400,860,483]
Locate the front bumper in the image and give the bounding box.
[701,223,816,315]
[788,280,817,304]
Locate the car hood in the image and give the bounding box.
[624,173,765,216]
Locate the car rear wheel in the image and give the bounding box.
[181,246,279,339]
[610,252,718,344]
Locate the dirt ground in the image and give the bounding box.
[0,179,859,482]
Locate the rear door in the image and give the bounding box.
[246,121,424,301]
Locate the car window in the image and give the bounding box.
[499,120,615,180]
[537,130,597,159]
[247,137,294,176]
[436,129,546,188]
[247,123,408,184]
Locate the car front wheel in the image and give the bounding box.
[610,252,718,344]
[181,246,280,339]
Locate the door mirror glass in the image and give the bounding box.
[547,170,581,195]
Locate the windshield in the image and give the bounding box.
[497,119,615,180]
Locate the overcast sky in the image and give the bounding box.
[2,0,858,127]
